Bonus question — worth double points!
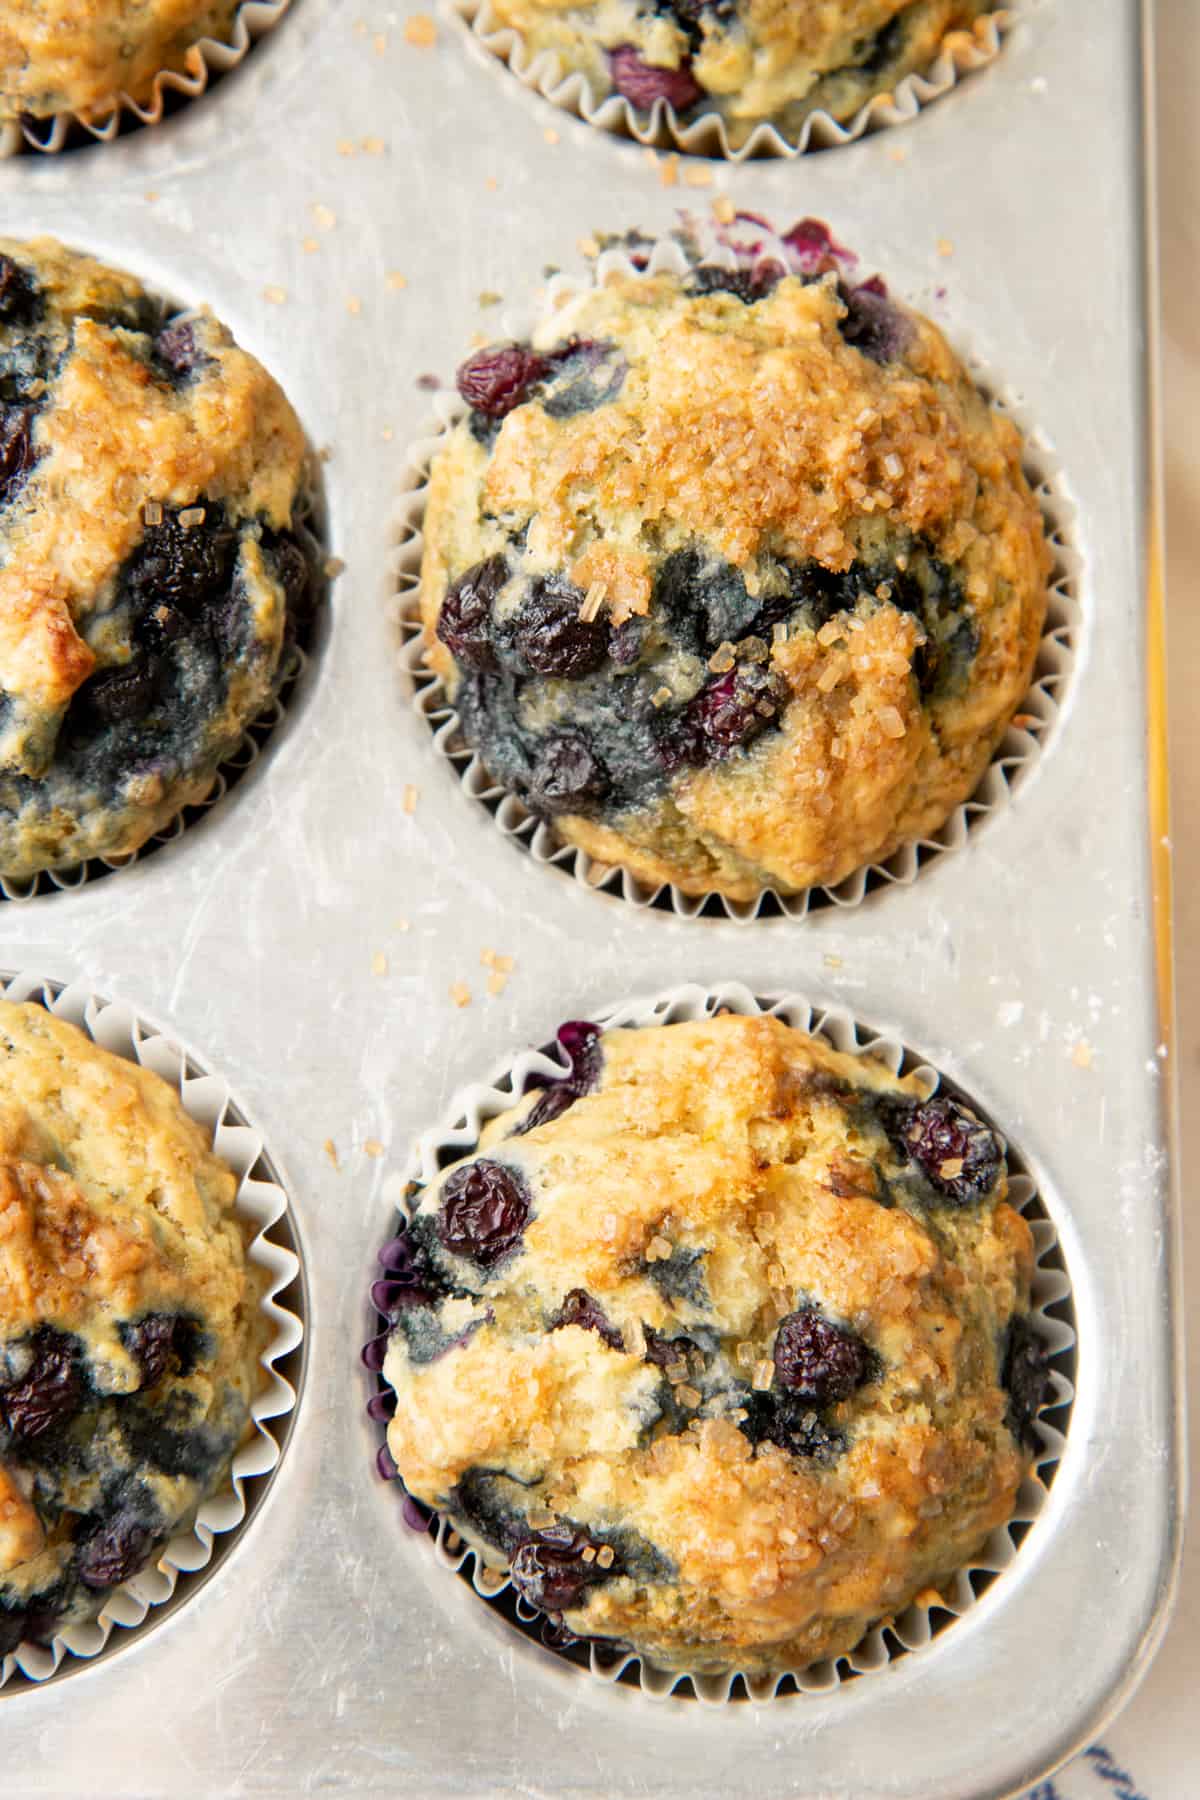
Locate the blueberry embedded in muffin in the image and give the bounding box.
[0,1001,267,1657]
[0,238,317,882]
[479,1,995,143]
[1,1,244,125]
[418,233,1051,900]
[375,1013,1049,1675]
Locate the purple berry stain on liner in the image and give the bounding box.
[517,1020,603,1135]
[780,217,859,274]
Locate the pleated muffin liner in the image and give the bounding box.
[448,0,1017,162]
[0,969,305,1693]
[363,979,1076,1705]
[0,0,294,157]
[392,227,1082,923]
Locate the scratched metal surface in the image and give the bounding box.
[0,1,1181,1796]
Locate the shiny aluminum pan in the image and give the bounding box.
[0,2,1180,1797]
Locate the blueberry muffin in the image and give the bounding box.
[376,1012,1047,1675]
[1,1,242,124]
[0,1001,267,1658]
[419,245,1050,900]
[0,239,314,882]
[484,1,993,142]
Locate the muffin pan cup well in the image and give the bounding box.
[363,980,1076,1705]
[0,0,296,156]
[394,224,1081,922]
[0,970,305,1695]
[0,2,1180,1796]
[449,0,1015,161]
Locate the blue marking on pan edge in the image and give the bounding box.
[1021,1744,1154,1800]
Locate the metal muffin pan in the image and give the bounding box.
[0,2,1180,1797]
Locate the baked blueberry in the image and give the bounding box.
[607,44,703,111]
[436,556,508,671]
[511,1525,621,1612]
[457,343,548,420]
[0,237,317,882]
[882,1094,1003,1205]
[474,3,997,147]
[420,232,1049,898]
[437,1161,532,1268]
[0,1003,266,1657]
[550,1289,624,1351]
[1001,1314,1049,1450]
[0,1328,81,1440]
[380,1013,1039,1674]
[772,1309,873,1405]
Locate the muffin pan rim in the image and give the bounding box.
[0,2,1180,1793]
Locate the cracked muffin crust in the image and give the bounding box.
[419,234,1051,900]
[0,238,314,882]
[1,0,242,123]
[0,1001,267,1656]
[483,1,993,143]
[377,1013,1045,1674]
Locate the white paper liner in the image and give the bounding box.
[0,970,305,1692]
[448,0,1017,162]
[392,231,1082,922]
[0,1,293,157]
[369,980,1076,1704]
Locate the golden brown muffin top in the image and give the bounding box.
[383,1014,1040,1671]
[0,239,305,783]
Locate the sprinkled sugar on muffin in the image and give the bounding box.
[0,238,315,882]
[482,1,993,142]
[0,1002,267,1656]
[1,0,241,123]
[419,224,1051,900]
[375,1013,1047,1674]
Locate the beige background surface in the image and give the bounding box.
[1092,2,1200,1785]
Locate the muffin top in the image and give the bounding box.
[0,1001,266,1654]
[419,231,1050,899]
[0,238,312,880]
[1,0,242,122]
[380,1013,1044,1674]
[484,0,991,136]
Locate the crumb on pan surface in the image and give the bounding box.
[379,1013,1045,1674]
[418,233,1050,900]
[0,0,242,122]
[0,1001,267,1657]
[481,0,994,139]
[0,237,315,882]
